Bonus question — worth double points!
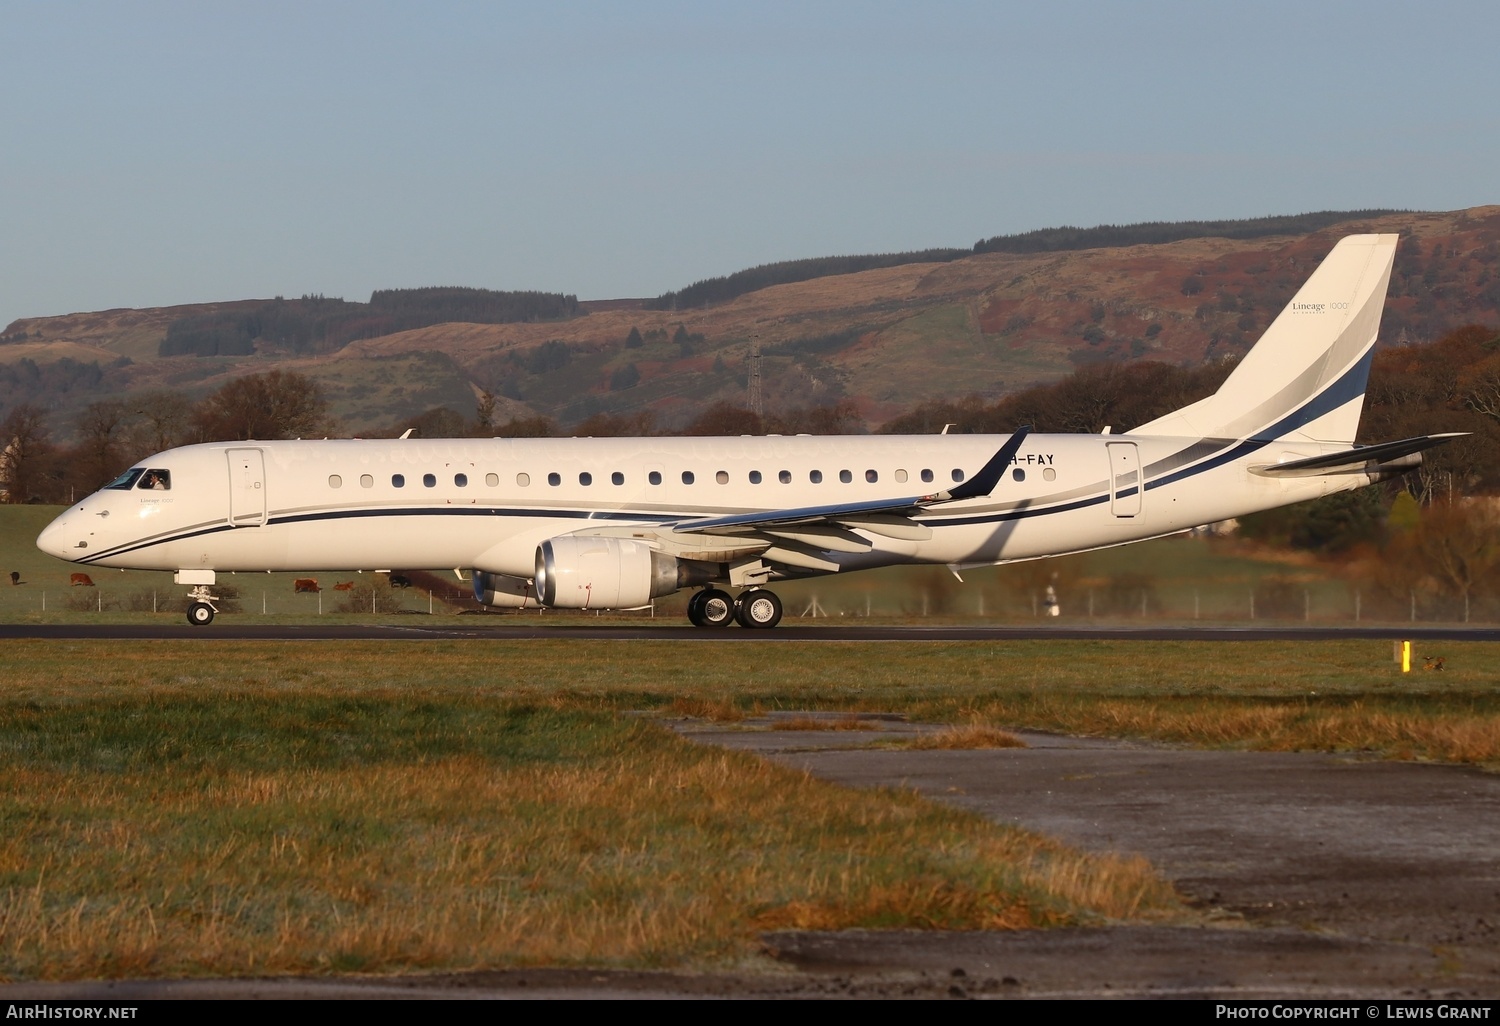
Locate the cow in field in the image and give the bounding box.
[293,578,320,593]
[389,574,412,589]
[70,573,94,587]
[333,581,355,591]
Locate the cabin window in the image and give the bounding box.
[328,475,342,488]
[749,470,762,484]
[490,473,502,486]
[682,471,695,485]
[778,470,791,484]
[865,470,878,483]
[392,474,406,488]
[649,471,662,485]
[360,474,374,488]
[137,470,171,491]
[810,470,823,484]
[579,472,593,486]
[455,473,468,487]
[839,470,852,484]
[920,469,933,483]
[514,473,528,487]
[106,468,145,490]
[1043,467,1057,482]
[548,472,561,486]
[611,471,624,486]
[716,470,729,484]
[894,469,908,483]
[951,469,965,482]
[1012,468,1025,482]
[423,473,437,488]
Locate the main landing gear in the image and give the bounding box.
[686,587,783,629]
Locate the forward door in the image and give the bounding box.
[227,448,267,527]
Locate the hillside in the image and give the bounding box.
[4,206,1498,437]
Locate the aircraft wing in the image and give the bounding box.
[670,427,1033,538]
[1249,433,1466,477]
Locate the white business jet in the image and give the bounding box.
[37,234,1456,627]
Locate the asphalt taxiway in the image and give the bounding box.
[4,622,1500,642]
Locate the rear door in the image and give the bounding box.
[1106,442,1141,518]
[227,448,267,527]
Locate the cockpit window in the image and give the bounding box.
[105,468,145,490]
[137,469,171,491]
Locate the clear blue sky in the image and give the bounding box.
[3,0,1497,327]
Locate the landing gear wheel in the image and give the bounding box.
[686,590,708,626]
[689,588,735,628]
[734,589,783,629]
[186,601,215,626]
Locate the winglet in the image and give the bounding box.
[941,426,1032,501]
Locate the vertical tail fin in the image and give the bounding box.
[1132,234,1397,444]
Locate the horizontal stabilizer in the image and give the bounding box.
[1248,434,1466,477]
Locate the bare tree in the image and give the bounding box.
[129,390,195,458]
[74,399,131,491]
[1411,500,1500,613]
[191,370,330,441]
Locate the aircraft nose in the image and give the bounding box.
[36,514,81,561]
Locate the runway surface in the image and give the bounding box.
[5,622,1500,642]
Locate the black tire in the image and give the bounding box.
[686,589,709,627]
[734,589,783,629]
[187,601,215,626]
[696,588,736,628]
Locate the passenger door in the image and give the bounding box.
[227,448,267,527]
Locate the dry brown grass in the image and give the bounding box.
[666,696,747,722]
[933,695,1500,767]
[905,725,1028,750]
[0,687,1183,980]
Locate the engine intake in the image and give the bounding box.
[535,536,698,609]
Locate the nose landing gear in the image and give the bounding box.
[686,587,783,629]
[184,585,219,626]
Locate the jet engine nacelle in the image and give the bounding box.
[535,536,685,609]
[473,570,542,609]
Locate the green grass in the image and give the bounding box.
[3,631,1499,979]
[0,650,1179,979]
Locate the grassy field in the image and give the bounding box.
[0,640,1190,980]
[3,637,1500,979]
